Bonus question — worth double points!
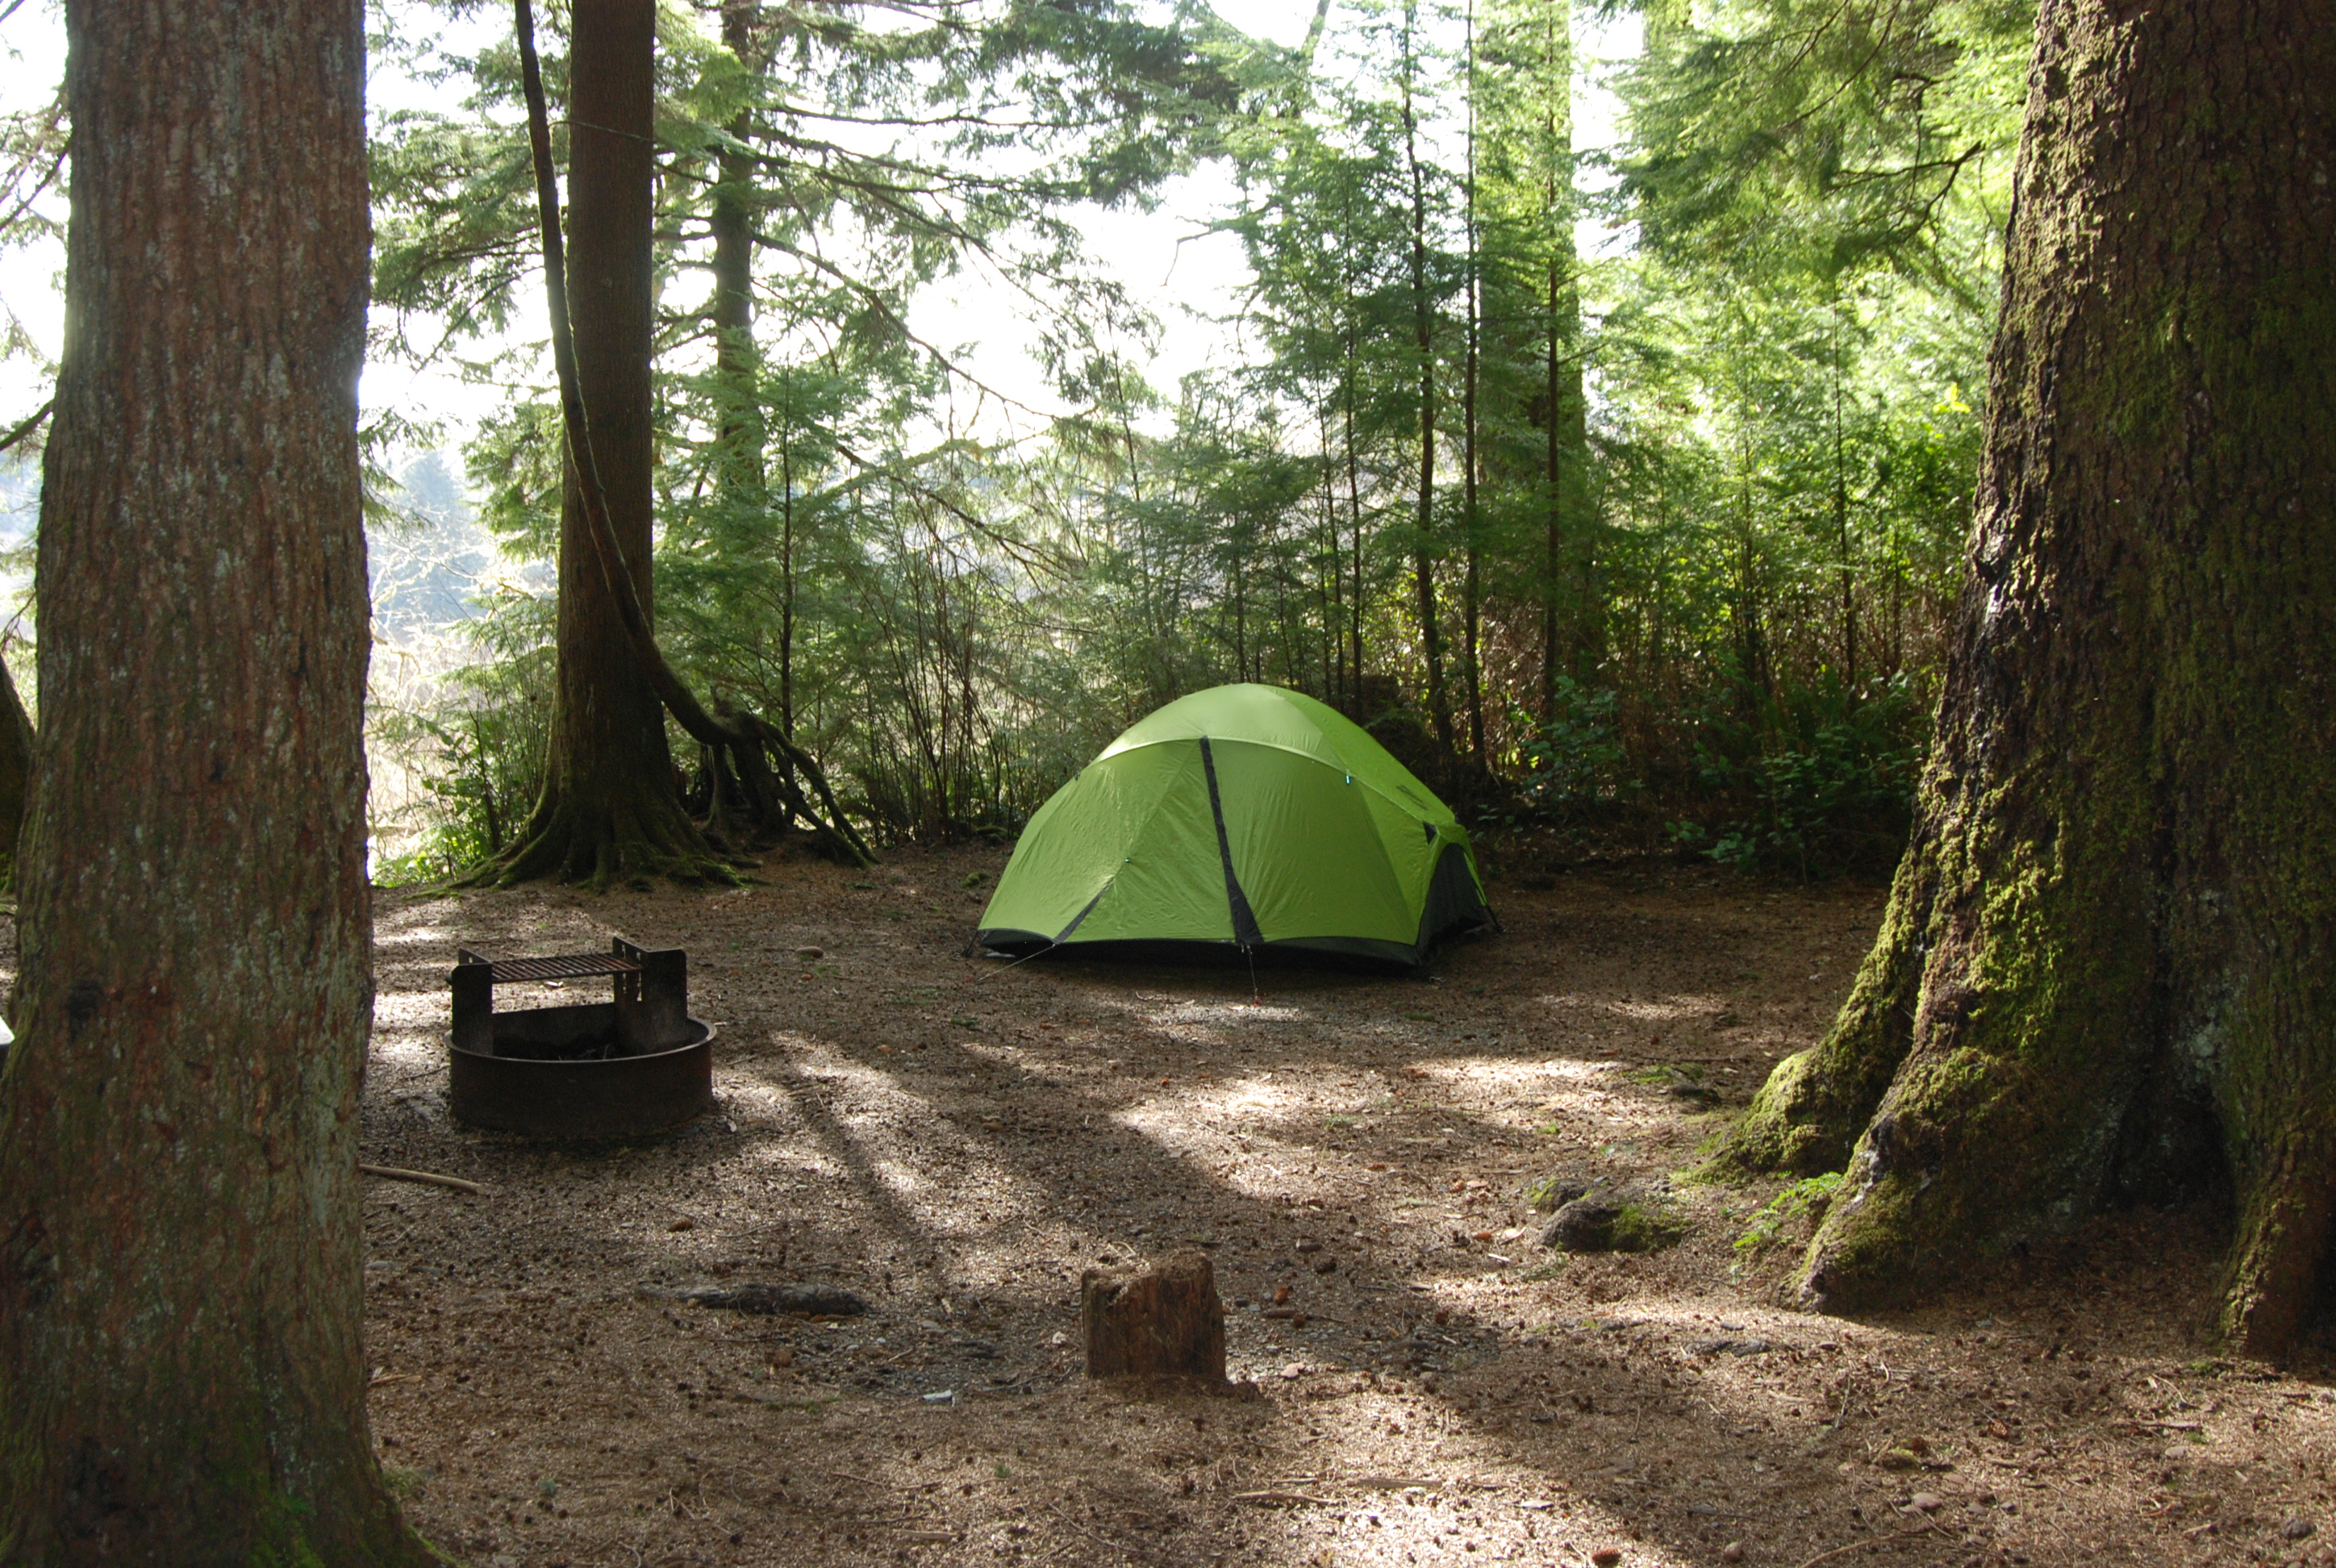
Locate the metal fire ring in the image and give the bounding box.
[446,936,715,1139]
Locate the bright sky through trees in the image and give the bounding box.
[0,0,1633,452]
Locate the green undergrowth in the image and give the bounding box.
[1735,1172,1845,1255]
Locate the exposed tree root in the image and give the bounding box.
[2217,1131,2336,1355]
[1707,846,1933,1178]
[470,778,740,892]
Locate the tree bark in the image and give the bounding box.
[0,656,32,877]
[494,0,722,887]
[1717,0,2336,1356]
[710,0,769,665]
[0,0,432,1558]
[706,1,799,833]
[711,2,762,461]
[1461,0,1486,762]
[1537,0,1594,713]
[1400,3,1454,754]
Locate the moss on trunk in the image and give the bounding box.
[1729,0,2336,1353]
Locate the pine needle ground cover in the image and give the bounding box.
[186,849,2319,1568]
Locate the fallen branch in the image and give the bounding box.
[1254,1474,1438,1493]
[359,1163,488,1195]
[640,1281,870,1317]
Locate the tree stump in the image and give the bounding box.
[1081,1248,1226,1381]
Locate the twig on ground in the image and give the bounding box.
[359,1163,487,1195]
[1791,1522,1946,1568]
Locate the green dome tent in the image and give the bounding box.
[976,684,1495,968]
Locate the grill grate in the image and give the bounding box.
[456,949,641,985]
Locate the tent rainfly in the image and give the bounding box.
[975,683,1495,968]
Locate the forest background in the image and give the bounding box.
[0,0,2029,884]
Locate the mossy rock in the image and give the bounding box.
[1609,1202,1689,1253]
[1523,1170,1595,1212]
[1537,1182,1685,1253]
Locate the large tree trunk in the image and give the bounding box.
[1717,0,2336,1356]
[494,0,720,887]
[0,0,431,1558]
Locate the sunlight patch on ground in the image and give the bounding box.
[1153,999,1311,1026]
[1114,1094,1249,1167]
[866,1156,933,1201]
[760,1037,1112,1281]
[1183,1072,1308,1117]
[1604,995,1721,1022]
[730,1141,849,1182]
[370,1028,442,1072]
[1416,1055,1616,1086]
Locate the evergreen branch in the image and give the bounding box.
[828,436,1071,582]
[0,398,51,457]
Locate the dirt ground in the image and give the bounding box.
[356,848,2336,1568]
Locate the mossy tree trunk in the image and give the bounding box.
[0,0,433,1558]
[710,1,764,501]
[1716,0,2336,1355]
[493,0,724,888]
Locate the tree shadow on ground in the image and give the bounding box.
[356,865,2295,1568]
